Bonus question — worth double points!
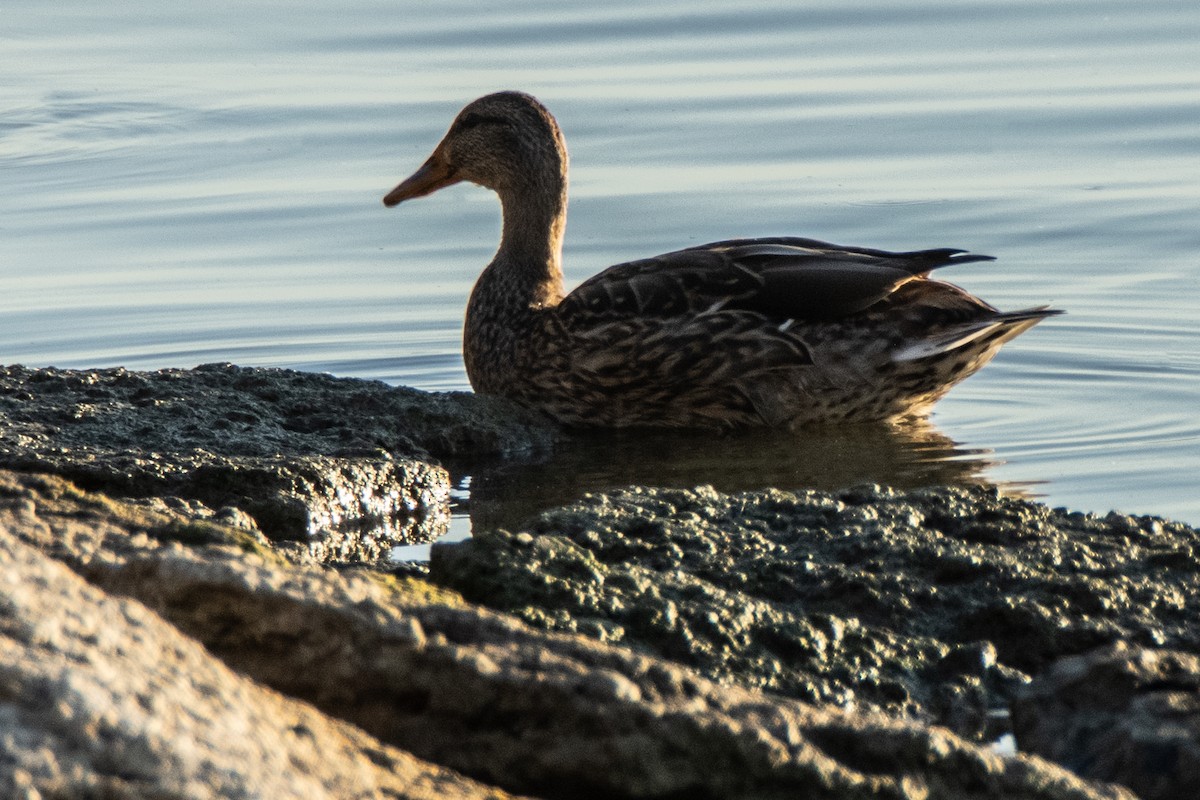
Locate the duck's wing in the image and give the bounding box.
[559,237,995,323]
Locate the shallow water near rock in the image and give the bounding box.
[4,0,1199,526]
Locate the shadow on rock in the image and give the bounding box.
[1013,642,1200,800]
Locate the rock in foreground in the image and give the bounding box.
[0,513,516,800]
[1,470,1130,800]
[1013,643,1200,800]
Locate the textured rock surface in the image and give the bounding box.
[2,360,1192,797]
[1,469,1131,800]
[0,523,518,800]
[430,483,1200,740]
[1013,643,1200,800]
[0,363,558,558]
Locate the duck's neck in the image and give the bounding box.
[463,149,568,394]
[487,161,568,312]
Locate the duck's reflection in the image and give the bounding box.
[460,418,1018,534]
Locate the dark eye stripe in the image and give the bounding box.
[456,113,509,131]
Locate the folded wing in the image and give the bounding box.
[560,237,996,323]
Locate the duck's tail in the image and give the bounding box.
[892,306,1062,362]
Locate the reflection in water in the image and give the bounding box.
[462,418,1021,534]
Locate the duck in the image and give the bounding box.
[383,91,1059,428]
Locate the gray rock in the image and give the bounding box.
[3,357,1191,796]
[0,521,522,799]
[2,469,1130,799]
[0,363,558,558]
[429,484,1200,740]
[1013,643,1200,800]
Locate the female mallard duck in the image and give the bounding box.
[383,91,1058,428]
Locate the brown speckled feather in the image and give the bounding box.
[384,91,1060,428]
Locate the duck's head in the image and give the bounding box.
[383,91,567,207]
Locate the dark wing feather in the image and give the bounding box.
[560,237,995,323]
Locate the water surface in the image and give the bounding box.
[4,1,1198,528]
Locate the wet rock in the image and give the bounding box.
[0,363,558,558]
[2,469,1130,800]
[1012,643,1200,800]
[429,484,1200,740]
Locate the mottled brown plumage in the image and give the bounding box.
[384,91,1059,428]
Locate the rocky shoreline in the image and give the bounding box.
[3,363,1198,799]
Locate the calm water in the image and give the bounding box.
[4,1,1198,530]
